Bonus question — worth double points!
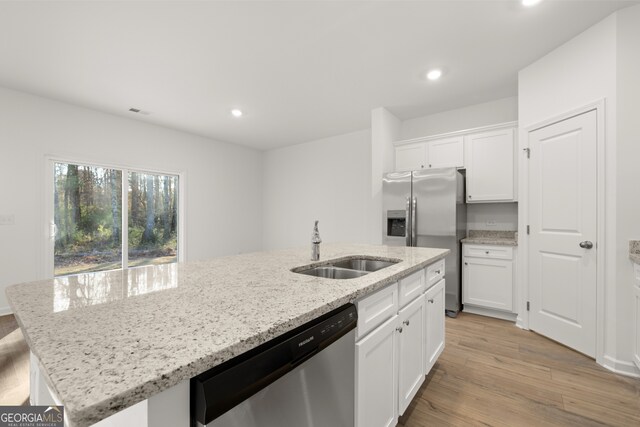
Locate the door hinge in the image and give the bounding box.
[524,148,530,159]
[526,301,530,311]
[526,225,530,235]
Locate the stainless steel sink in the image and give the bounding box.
[292,256,400,279]
[330,258,397,272]
[297,266,369,279]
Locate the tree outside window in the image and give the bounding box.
[53,162,178,277]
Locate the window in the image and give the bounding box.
[51,161,180,277]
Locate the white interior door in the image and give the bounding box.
[528,110,597,357]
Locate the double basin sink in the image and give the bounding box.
[292,257,400,279]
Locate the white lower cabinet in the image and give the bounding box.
[462,244,516,317]
[397,296,426,415]
[355,315,399,427]
[355,261,446,427]
[463,257,513,311]
[633,263,640,370]
[425,279,445,374]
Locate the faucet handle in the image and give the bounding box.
[311,220,322,244]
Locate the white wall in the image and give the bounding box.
[400,96,518,141]
[518,14,629,369]
[467,203,518,232]
[370,108,401,244]
[616,4,640,368]
[0,87,263,314]
[262,129,371,250]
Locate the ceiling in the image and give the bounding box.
[0,1,636,150]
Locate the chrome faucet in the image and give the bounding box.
[311,220,322,261]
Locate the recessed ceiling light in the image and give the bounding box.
[426,69,443,81]
[522,0,542,7]
[231,109,243,118]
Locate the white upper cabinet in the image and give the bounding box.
[393,123,517,188]
[466,127,516,203]
[426,136,464,169]
[395,142,427,172]
[394,136,464,172]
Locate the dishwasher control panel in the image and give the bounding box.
[290,304,357,362]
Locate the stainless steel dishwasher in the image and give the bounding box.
[191,304,357,427]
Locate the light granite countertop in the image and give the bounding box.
[630,240,640,263]
[5,243,448,427]
[460,230,518,246]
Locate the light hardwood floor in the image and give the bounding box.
[400,312,640,426]
[0,314,29,405]
[1,313,639,425]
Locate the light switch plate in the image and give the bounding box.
[0,214,15,226]
[486,220,497,227]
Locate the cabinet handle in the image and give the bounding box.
[429,164,432,168]
[468,195,472,199]
[396,326,403,333]
[403,320,410,326]
[464,262,468,266]
[435,270,441,274]
[485,251,489,255]
[421,165,424,168]
[428,299,434,304]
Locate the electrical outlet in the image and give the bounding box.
[486,220,497,227]
[0,214,15,226]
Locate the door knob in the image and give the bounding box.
[579,241,594,249]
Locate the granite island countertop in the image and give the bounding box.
[461,230,518,246]
[5,243,448,427]
[630,240,640,264]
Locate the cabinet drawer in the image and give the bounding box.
[356,283,398,339]
[464,244,513,260]
[426,259,445,287]
[399,269,426,308]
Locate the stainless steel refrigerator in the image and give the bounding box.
[382,168,466,315]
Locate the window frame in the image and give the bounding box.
[43,155,187,279]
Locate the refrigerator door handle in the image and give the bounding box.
[405,196,411,246]
[412,196,417,247]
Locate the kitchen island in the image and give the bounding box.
[6,243,448,426]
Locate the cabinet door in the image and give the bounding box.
[463,257,513,311]
[425,279,445,375]
[427,137,464,169]
[355,315,398,427]
[466,128,515,202]
[634,264,640,370]
[397,296,425,416]
[395,143,426,172]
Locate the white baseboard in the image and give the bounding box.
[515,315,527,330]
[602,355,640,379]
[462,305,517,322]
[0,306,12,317]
